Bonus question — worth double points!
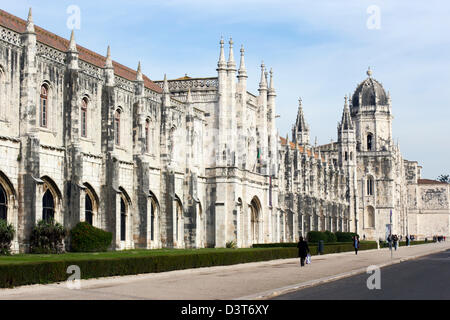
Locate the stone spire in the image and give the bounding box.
[238,45,247,78]
[26,8,35,33]
[105,45,113,69]
[293,97,310,145]
[295,98,308,132]
[269,68,276,94]
[259,61,267,90]
[227,38,236,71]
[104,46,114,86]
[217,37,226,70]
[340,95,354,130]
[66,29,79,70]
[163,73,170,94]
[186,88,193,104]
[68,29,77,52]
[136,61,143,81]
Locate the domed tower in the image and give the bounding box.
[351,67,393,152]
[351,68,396,239]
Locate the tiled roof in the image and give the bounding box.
[417,179,449,185]
[0,9,162,93]
[279,137,324,162]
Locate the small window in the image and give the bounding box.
[367,177,374,195]
[367,134,373,151]
[40,85,49,128]
[344,151,348,161]
[114,110,121,145]
[81,98,88,137]
[145,119,150,153]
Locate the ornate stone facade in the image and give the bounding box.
[0,9,448,253]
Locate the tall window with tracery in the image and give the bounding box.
[0,183,7,221]
[145,119,150,153]
[367,176,374,196]
[81,97,88,137]
[114,109,121,145]
[40,85,49,128]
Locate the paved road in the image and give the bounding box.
[0,242,448,300]
[272,249,450,300]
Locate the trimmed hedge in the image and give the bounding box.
[0,248,296,288]
[307,231,340,243]
[0,242,381,288]
[70,222,112,252]
[335,231,358,242]
[253,242,377,253]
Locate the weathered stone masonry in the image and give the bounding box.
[0,9,448,253]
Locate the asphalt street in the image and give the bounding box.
[272,249,450,300]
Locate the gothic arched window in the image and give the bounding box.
[81,97,88,138]
[367,133,373,151]
[40,84,49,128]
[85,193,93,225]
[0,183,7,221]
[145,119,150,153]
[42,189,55,222]
[120,197,126,241]
[114,109,121,145]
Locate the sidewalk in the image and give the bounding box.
[0,242,448,300]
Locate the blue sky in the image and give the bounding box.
[3,0,449,179]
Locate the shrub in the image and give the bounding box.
[324,231,337,243]
[335,232,359,242]
[0,219,15,255]
[307,231,328,243]
[69,222,112,252]
[225,240,237,249]
[30,219,67,254]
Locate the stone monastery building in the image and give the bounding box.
[0,9,448,252]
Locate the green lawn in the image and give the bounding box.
[0,248,268,265]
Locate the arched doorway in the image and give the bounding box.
[250,197,261,244]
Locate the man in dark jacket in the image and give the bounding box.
[297,236,310,267]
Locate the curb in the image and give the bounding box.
[236,245,449,300]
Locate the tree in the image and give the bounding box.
[437,174,450,183]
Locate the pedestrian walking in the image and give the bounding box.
[393,234,398,250]
[353,235,360,255]
[297,236,310,267]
